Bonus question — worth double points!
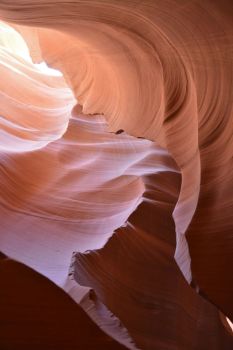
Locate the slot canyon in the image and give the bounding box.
[0,1,232,349]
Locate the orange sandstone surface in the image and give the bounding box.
[0,1,232,349]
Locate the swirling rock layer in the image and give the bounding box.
[0,1,232,349]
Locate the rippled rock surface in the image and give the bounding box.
[0,1,232,349]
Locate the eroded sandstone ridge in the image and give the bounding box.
[0,1,232,349]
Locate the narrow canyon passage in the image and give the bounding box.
[0,1,232,349]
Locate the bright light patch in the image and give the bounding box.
[226,317,233,331]
[0,22,62,77]
[34,61,62,76]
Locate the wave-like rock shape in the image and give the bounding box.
[0,252,128,349]
[0,1,232,349]
[0,22,74,152]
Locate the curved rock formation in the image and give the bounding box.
[0,1,232,349]
[0,252,128,349]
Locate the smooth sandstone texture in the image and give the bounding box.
[0,253,128,350]
[0,1,232,349]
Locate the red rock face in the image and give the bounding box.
[0,1,232,349]
[0,253,128,349]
